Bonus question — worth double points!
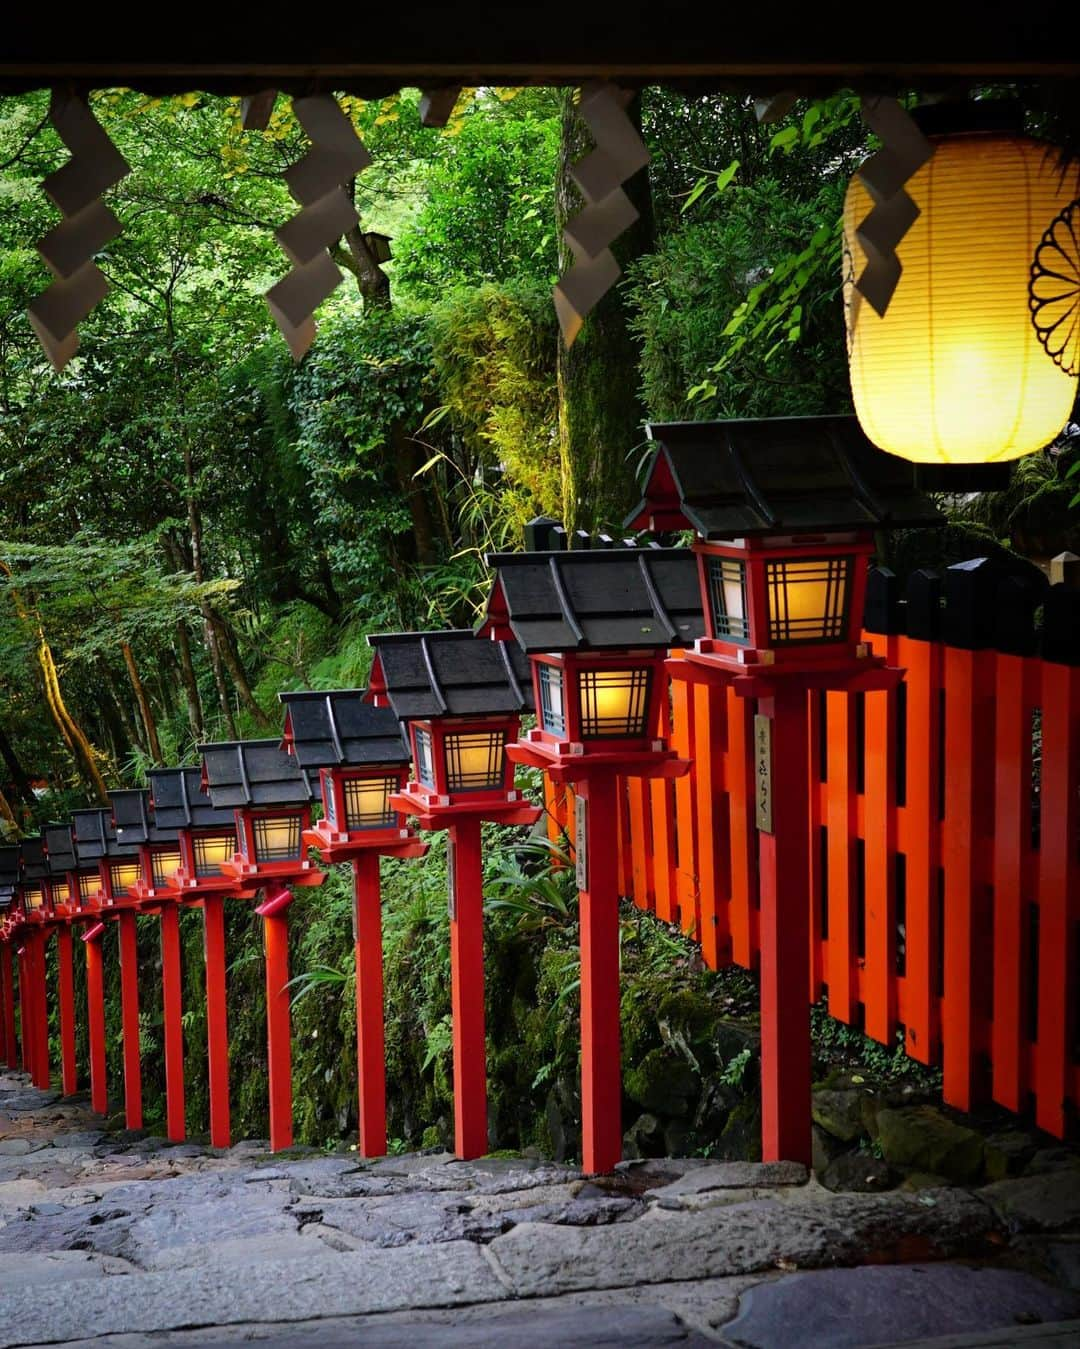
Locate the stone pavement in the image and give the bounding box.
[2,1073,1080,1347]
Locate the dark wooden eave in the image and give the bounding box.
[279,690,410,770]
[72,807,141,862]
[481,548,706,652]
[149,767,236,832]
[18,837,48,883]
[627,415,944,540]
[199,739,317,809]
[367,630,533,721]
[43,823,78,875]
[110,788,180,847]
[2,10,1078,92]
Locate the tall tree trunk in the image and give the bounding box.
[102,664,144,756]
[174,621,205,742]
[212,614,270,728]
[555,89,655,537]
[36,640,108,801]
[392,425,442,566]
[0,558,109,801]
[0,725,35,809]
[120,641,163,765]
[0,787,17,836]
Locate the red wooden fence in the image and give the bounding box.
[548,560,1080,1140]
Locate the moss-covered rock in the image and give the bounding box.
[876,1106,985,1183]
[624,1048,698,1115]
[812,1089,868,1143]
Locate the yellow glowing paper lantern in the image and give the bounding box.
[845,120,1080,464]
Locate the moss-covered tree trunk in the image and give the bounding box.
[555,89,655,538]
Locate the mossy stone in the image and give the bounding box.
[876,1106,984,1183]
[623,1047,698,1115]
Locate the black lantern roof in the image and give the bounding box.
[480,548,706,653]
[72,808,139,862]
[44,823,78,876]
[0,844,16,910]
[367,630,534,721]
[148,766,236,832]
[110,788,180,847]
[627,415,944,540]
[19,836,49,883]
[199,740,317,810]
[279,690,410,770]
[0,845,19,889]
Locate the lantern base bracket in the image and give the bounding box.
[668,648,901,698]
[304,825,429,864]
[507,737,690,787]
[390,789,541,833]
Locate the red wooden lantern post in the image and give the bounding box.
[18,838,54,1090]
[482,546,703,1173]
[149,765,247,1149]
[280,690,427,1158]
[112,789,192,1142]
[628,415,941,1165]
[366,631,539,1160]
[0,847,23,1070]
[54,818,112,1114]
[0,852,17,1069]
[200,741,326,1153]
[73,807,146,1126]
[43,823,86,1097]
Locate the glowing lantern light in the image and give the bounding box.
[845,104,1080,464]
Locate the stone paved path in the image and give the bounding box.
[3,1072,1080,1347]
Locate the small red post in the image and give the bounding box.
[757,684,812,1167]
[18,946,30,1074]
[117,910,143,1129]
[3,944,15,1068]
[449,816,487,1160]
[353,854,386,1158]
[30,930,50,1090]
[4,942,18,1069]
[84,929,108,1114]
[0,943,6,1065]
[578,771,623,1175]
[160,905,186,1141]
[262,898,293,1152]
[57,926,77,1096]
[203,895,231,1148]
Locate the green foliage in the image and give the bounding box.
[626,181,850,421]
[389,91,560,298]
[428,281,560,523]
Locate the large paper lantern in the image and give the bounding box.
[845,110,1080,464]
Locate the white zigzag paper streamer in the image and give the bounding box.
[554,83,650,347]
[852,97,935,322]
[27,91,130,371]
[265,96,372,360]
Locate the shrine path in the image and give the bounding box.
[2,1072,1080,1348]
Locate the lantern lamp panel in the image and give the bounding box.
[342,776,397,830]
[193,832,236,878]
[764,557,851,645]
[23,885,45,912]
[538,663,567,736]
[50,880,70,906]
[151,849,182,889]
[444,730,506,792]
[706,556,750,642]
[109,861,141,897]
[252,815,303,864]
[577,668,652,739]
